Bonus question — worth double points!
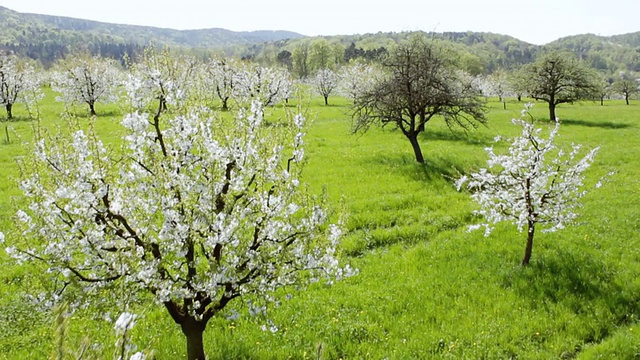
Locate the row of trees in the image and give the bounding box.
[348,37,638,165]
[4,45,637,169]
[475,56,640,113]
[0,50,383,119]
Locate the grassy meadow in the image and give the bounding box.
[1,91,639,359]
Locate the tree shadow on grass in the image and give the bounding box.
[423,128,493,146]
[502,248,640,332]
[359,151,484,188]
[1,116,35,123]
[560,119,632,130]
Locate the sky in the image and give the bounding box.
[1,0,639,45]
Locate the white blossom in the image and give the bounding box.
[0,54,43,118]
[114,312,137,335]
[456,104,603,263]
[51,53,122,115]
[338,63,380,101]
[310,68,339,105]
[233,64,292,107]
[8,85,353,355]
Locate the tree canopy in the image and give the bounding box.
[516,51,599,121]
[351,36,486,164]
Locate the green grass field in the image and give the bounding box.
[1,92,639,359]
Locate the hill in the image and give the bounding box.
[0,5,638,74]
[547,33,640,72]
[0,6,304,66]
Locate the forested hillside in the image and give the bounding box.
[0,5,638,75]
[0,6,303,66]
[548,33,640,72]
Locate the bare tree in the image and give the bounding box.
[351,36,486,164]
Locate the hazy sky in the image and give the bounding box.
[1,0,638,45]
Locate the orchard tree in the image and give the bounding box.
[311,68,339,106]
[0,54,42,119]
[612,72,638,105]
[202,58,240,111]
[234,64,292,107]
[352,36,486,164]
[456,104,603,266]
[52,52,122,116]
[126,49,199,114]
[338,63,380,103]
[488,70,513,109]
[517,51,599,121]
[7,77,353,360]
[594,73,613,106]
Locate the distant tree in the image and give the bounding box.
[517,51,599,121]
[234,64,292,107]
[126,49,199,114]
[594,73,613,106]
[612,72,638,105]
[508,71,527,102]
[343,42,365,63]
[292,43,310,79]
[309,39,334,72]
[276,50,293,72]
[488,70,512,109]
[203,58,239,111]
[338,63,380,102]
[311,68,339,106]
[52,52,122,116]
[0,54,42,119]
[456,104,602,266]
[351,36,486,164]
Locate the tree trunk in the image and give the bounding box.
[625,96,630,105]
[5,104,12,119]
[600,97,604,106]
[324,96,328,106]
[548,102,556,121]
[503,101,506,110]
[521,221,535,266]
[181,319,207,360]
[221,98,229,111]
[407,133,425,164]
[89,102,97,116]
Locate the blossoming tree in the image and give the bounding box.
[52,52,122,116]
[456,104,602,265]
[0,54,42,119]
[202,58,240,111]
[338,63,379,103]
[311,68,339,106]
[234,64,292,107]
[9,66,352,359]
